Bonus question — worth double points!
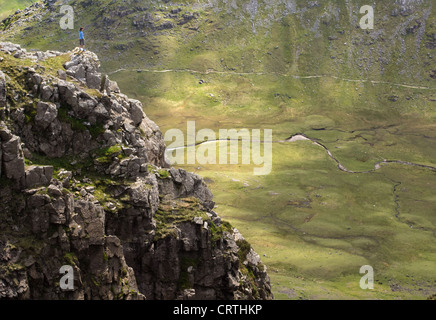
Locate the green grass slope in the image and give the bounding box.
[0,0,34,20]
[1,0,436,300]
[1,0,435,84]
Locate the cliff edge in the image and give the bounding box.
[0,42,272,300]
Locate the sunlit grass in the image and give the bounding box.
[115,69,436,299]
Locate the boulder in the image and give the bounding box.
[86,72,101,90]
[31,73,43,86]
[245,248,261,268]
[159,169,215,210]
[57,69,67,80]
[0,42,21,54]
[1,132,25,184]
[93,103,110,120]
[129,99,145,126]
[40,85,53,101]
[108,80,120,94]
[35,101,57,130]
[57,80,78,107]
[66,64,86,81]
[24,166,53,189]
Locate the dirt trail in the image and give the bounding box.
[108,68,434,90]
[284,134,436,174]
[169,134,436,234]
[167,133,436,174]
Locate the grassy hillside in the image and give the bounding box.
[111,67,436,299]
[1,0,436,299]
[1,0,435,84]
[0,0,34,20]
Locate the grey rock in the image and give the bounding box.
[108,80,120,93]
[193,217,203,225]
[47,184,62,197]
[57,80,78,107]
[0,43,272,301]
[58,169,72,188]
[0,71,6,108]
[57,69,67,80]
[35,101,57,130]
[1,133,25,184]
[67,64,86,81]
[158,169,215,210]
[86,72,101,90]
[40,85,53,101]
[245,249,261,268]
[129,99,145,126]
[31,73,43,86]
[25,166,53,189]
[0,42,21,53]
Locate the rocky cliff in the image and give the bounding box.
[0,42,272,300]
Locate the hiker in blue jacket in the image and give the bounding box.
[79,27,85,51]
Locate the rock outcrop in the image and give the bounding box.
[0,42,272,300]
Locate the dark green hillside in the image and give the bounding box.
[1,0,435,84]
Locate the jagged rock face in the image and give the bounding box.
[0,71,6,109]
[0,42,167,174]
[0,125,25,188]
[0,43,273,300]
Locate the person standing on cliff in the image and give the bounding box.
[79,27,85,51]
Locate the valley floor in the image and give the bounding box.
[112,69,436,300]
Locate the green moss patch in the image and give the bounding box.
[154,198,210,240]
[95,145,123,164]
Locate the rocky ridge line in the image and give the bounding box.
[0,42,272,300]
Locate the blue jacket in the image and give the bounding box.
[79,31,84,40]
